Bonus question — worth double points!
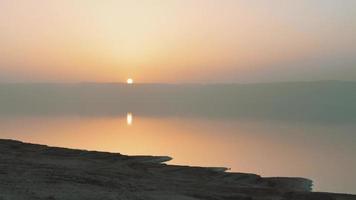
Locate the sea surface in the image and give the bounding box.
[0,114,355,194]
[1,82,355,193]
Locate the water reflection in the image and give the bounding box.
[0,116,355,193]
[127,113,133,125]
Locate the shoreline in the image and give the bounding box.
[0,139,355,200]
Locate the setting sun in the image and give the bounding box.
[127,78,134,84]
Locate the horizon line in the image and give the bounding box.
[0,80,355,85]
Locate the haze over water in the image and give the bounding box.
[1,82,356,194]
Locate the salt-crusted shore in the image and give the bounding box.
[0,139,354,200]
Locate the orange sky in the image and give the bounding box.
[0,0,355,83]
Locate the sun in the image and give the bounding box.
[127,78,133,84]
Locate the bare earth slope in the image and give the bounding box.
[0,139,354,200]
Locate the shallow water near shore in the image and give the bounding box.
[0,114,355,194]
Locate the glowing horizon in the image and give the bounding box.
[0,0,356,83]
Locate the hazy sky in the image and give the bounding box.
[0,0,355,83]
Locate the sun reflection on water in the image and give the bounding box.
[127,112,133,125]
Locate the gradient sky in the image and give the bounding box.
[0,0,355,83]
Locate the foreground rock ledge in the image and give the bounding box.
[0,139,354,200]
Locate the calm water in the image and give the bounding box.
[0,114,355,194]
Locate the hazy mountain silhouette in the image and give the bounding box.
[1,81,355,123]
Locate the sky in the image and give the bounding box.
[0,0,355,83]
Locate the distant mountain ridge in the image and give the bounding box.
[1,81,355,123]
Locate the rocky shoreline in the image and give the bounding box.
[0,139,354,200]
